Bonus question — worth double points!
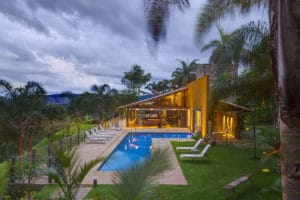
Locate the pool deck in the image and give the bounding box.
[81,127,192,186]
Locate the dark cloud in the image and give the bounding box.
[0,0,268,93]
[24,0,145,39]
[0,0,49,34]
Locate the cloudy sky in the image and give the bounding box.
[0,0,267,94]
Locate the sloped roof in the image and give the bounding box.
[217,100,254,113]
[118,87,187,109]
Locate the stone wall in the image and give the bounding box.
[195,64,238,85]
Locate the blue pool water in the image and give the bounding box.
[98,132,193,171]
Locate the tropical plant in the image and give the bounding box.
[47,147,101,200]
[171,59,199,88]
[201,25,242,74]
[121,65,152,95]
[206,21,274,122]
[146,79,172,95]
[195,0,268,41]
[196,1,300,198]
[110,148,171,200]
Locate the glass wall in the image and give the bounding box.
[127,109,187,128]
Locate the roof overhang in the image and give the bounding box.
[118,87,187,109]
[217,100,255,113]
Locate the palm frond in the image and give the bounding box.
[233,20,269,49]
[195,0,267,41]
[201,40,221,52]
[76,158,102,183]
[144,0,190,43]
[111,148,171,200]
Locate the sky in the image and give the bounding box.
[0,0,267,94]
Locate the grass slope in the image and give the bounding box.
[86,143,281,200]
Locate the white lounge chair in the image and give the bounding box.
[176,138,203,151]
[180,144,211,159]
[84,131,106,143]
[91,129,115,138]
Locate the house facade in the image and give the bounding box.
[119,76,209,138]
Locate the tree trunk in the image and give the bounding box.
[17,124,25,176]
[269,1,300,199]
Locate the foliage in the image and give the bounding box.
[111,148,171,200]
[171,59,199,88]
[33,184,59,200]
[0,80,48,175]
[47,147,101,200]
[5,159,25,200]
[195,0,268,41]
[121,65,152,95]
[201,25,242,73]
[144,0,189,44]
[146,79,172,95]
[0,161,9,197]
[191,131,201,141]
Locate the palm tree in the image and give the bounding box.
[121,65,152,95]
[146,79,171,95]
[201,25,243,74]
[144,0,190,44]
[171,59,199,88]
[195,0,268,40]
[209,21,274,115]
[47,147,101,200]
[196,1,300,199]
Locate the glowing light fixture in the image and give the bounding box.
[262,168,270,173]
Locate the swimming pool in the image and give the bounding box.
[98,132,193,171]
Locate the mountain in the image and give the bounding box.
[47,94,79,105]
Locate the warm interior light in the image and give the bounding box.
[262,168,270,173]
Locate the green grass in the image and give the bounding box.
[0,161,9,197]
[33,123,95,152]
[85,142,281,200]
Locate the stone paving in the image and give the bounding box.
[76,128,192,199]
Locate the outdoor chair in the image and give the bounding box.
[84,131,107,143]
[91,129,114,137]
[176,138,203,151]
[180,144,211,159]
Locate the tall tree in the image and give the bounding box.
[269,1,300,199]
[201,25,243,74]
[0,80,47,174]
[196,1,300,198]
[121,65,152,95]
[146,79,171,95]
[171,59,199,88]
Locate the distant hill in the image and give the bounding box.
[47,94,79,105]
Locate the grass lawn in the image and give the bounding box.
[0,162,9,197]
[85,142,281,200]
